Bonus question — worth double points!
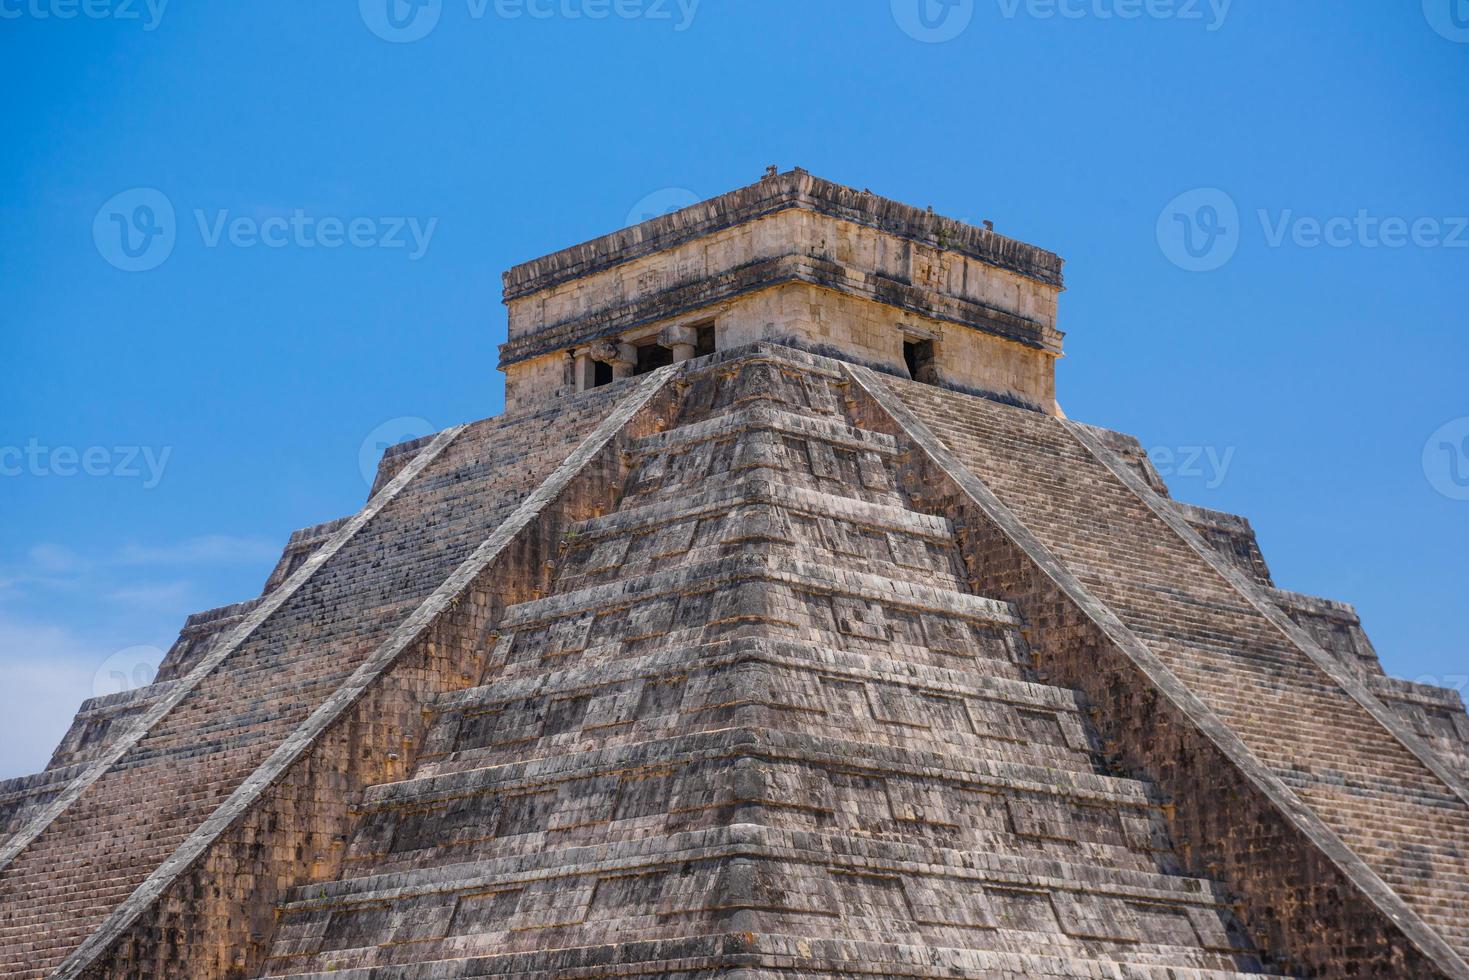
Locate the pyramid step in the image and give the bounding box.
[621,405,905,509]
[501,553,1019,633]
[556,492,967,595]
[560,537,969,597]
[414,636,1096,776]
[340,727,1175,879]
[430,637,1086,721]
[264,933,1288,980]
[558,476,962,592]
[376,727,1162,813]
[264,942,1283,979]
[264,826,1259,978]
[672,350,852,422]
[566,474,954,544]
[417,698,1098,784]
[490,554,1028,684]
[624,404,897,460]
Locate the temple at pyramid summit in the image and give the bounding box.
[4,169,1469,979]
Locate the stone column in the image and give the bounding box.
[659,324,699,362]
[611,342,639,379]
[572,349,595,392]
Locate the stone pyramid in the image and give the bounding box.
[2,171,1467,979]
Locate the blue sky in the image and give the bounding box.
[0,0,1465,778]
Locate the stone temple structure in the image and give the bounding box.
[2,170,1468,979]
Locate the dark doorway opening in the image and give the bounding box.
[635,344,675,375]
[593,360,614,387]
[695,322,717,357]
[904,339,936,383]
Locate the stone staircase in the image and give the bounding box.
[0,381,637,980]
[258,352,1281,979]
[886,373,1469,965]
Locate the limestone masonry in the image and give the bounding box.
[2,170,1466,979]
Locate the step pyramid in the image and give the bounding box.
[259,350,1278,979]
[3,171,1466,979]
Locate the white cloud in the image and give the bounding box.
[105,581,193,608]
[26,543,83,574]
[12,535,277,579]
[114,534,279,567]
[1,534,278,607]
[0,617,105,780]
[0,533,281,778]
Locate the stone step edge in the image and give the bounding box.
[417,722,1095,789]
[677,341,853,384]
[664,342,882,390]
[427,635,1085,717]
[626,403,897,459]
[360,726,1157,811]
[278,823,1233,912]
[567,474,953,543]
[500,553,1020,629]
[556,541,966,600]
[1368,674,1468,712]
[266,931,1267,979]
[265,930,1286,980]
